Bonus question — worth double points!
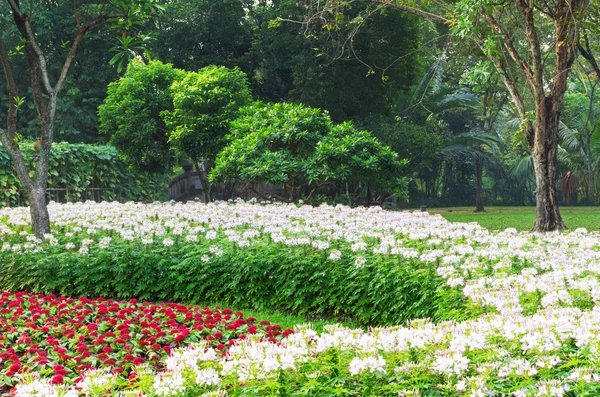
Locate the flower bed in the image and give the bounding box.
[4,202,600,395]
[0,201,473,325]
[0,292,289,394]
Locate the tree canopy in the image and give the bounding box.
[99,60,185,173]
[211,102,405,202]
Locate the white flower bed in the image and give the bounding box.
[4,201,600,395]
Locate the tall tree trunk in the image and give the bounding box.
[29,186,50,239]
[531,100,565,231]
[474,157,484,212]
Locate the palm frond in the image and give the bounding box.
[511,155,534,180]
[561,170,579,204]
[558,121,582,152]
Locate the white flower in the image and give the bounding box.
[195,368,220,386]
[153,372,186,396]
[354,256,367,268]
[329,250,342,260]
[209,245,223,256]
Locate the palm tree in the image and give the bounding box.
[557,70,600,204]
[404,62,503,211]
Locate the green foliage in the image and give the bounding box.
[164,65,252,165]
[0,2,120,143]
[99,60,185,172]
[149,0,252,71]
[256,0,424,121]
[211,102,406,201]
[0,143,167,205]
[0,233,468,327]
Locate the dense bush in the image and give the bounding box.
[98,60,185,173]
[0,202,472,327]
[0,143,167,205]
[164,65,252,166]
[0,234,467,327]
[211,102,407,203]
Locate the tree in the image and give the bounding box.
[98,60,185,173]
[0,1,162,238]
[305,0,591,230]
[0,5,119,143]
[558,77,600,204]
[163,65,252,202]
[150,0,253,72]
[460,61,510,212]
[211,102,405,203]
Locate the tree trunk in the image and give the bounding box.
[474,157,484,212]
[531,100,565,231]
[28,186,50,239]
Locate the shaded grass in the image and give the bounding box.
[427,206,600,231]
[193,302,361,332]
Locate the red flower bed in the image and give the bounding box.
[0,292,291,388]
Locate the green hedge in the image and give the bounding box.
[0,142,167,205]
[0,236,477,326]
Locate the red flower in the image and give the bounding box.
[132,357,145,365]
[174,334,187,344]
[50,374,64,384]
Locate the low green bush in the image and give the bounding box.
[0,236,471,326]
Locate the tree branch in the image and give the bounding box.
[370,0,448,23]
[7,0,55,95]
[480,8,535,87]
[0,37,18,139]
[515,0,545,100]
[578,34,600,78]
[55,27,88,94]
[475,38,527,119]
[549,0,584,104]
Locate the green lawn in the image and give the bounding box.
[426,206,600,231]
[192,302,360,332]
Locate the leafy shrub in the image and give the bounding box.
[98,60,185,173]
[211,102,407,202]
[164,65,252,166]
[0,229,466,327]
[0,143,167,205]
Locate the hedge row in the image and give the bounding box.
[0,142,167,205]
[0,238,478,326]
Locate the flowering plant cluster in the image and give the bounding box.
[0,200,474,325]
[4,201,600,395]
[0,292,289,395]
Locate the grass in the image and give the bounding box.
[426,206,600,231]
[193,302,360,332]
